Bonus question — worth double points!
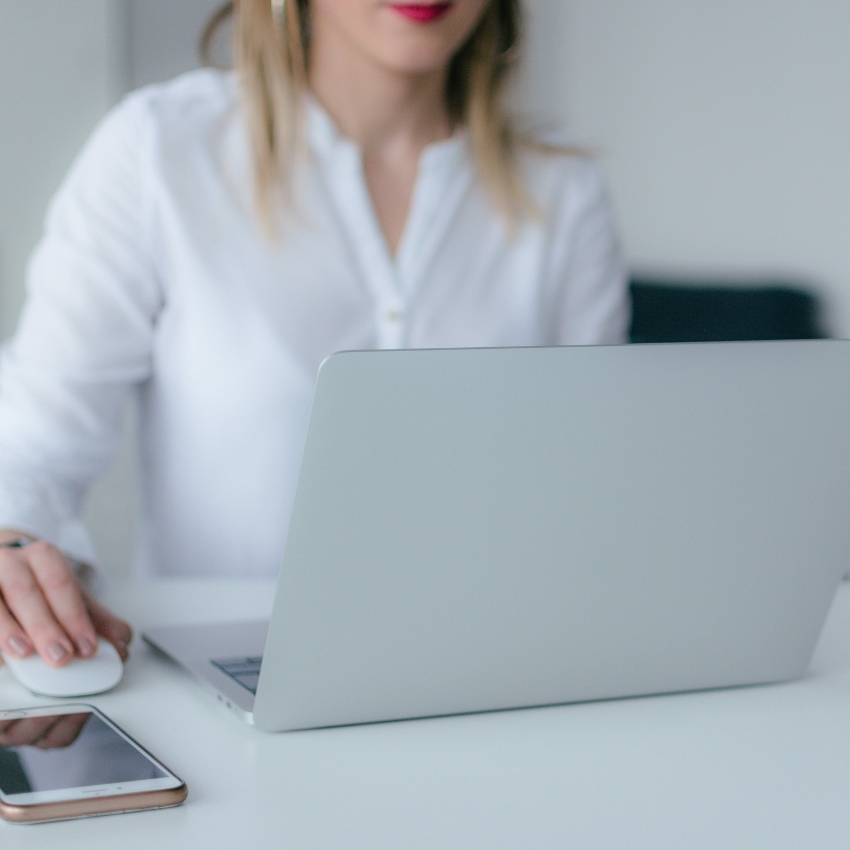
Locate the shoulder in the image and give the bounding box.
[128,67,237,119]
[58,69,237,182]
[107,68,238,145]
[46,70,240,240]
[518,132,609,215]
[52,68,243,218]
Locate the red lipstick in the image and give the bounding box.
[387,3,452,23]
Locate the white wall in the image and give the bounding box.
[0,0,127,341]
[128,0,227,87]
[522,0,850,336]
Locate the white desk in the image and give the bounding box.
[2,579,850,849]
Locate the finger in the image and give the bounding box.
[0,589,33,660]
[27,542,98,659]
[83,591,133,661]
[27,716,66,748]
[0,555,76,667]
[35,713,89,750]
[0,716,56,747]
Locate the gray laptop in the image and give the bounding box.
[143,341,850,731]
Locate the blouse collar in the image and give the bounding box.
[304,95,467,174]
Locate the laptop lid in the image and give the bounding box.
[253,341,850,731]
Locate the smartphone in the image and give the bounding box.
[0,703,187,823]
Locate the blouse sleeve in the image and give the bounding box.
[546,157,631,346]
[0,91,163,564]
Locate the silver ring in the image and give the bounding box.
[0,538,32,550]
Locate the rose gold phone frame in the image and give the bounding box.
[0,783,188,824]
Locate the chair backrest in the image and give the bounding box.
[629,279,824,344]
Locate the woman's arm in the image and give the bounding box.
[546,158,631,346]
[0,91,162,665]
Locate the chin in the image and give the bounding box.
[374,40,459,75]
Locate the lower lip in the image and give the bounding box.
[387,4,452,23]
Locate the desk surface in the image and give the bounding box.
[2,579,850,849]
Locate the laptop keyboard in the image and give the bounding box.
[211,656,263,694]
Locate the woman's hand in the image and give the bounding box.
[0,534,131,668]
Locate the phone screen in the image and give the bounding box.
[0,711,166,796]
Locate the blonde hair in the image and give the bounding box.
[203,0,536,232]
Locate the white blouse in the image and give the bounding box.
[0,69,629,578]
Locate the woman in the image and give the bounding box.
[0,0,628,668]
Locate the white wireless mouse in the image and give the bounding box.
[1,638,124,697]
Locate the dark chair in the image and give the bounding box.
[629,278,825,344]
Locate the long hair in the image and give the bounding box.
[202,0,536,232]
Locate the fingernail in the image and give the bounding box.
[8,636,30,657]
[47,642,69,663]
[77,637,96,657]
